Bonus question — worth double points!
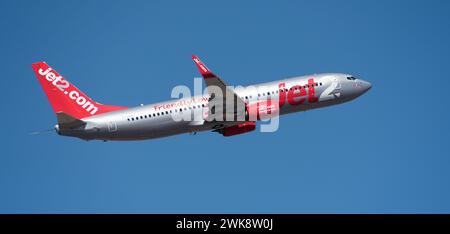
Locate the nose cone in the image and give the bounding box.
[361,80,372,92]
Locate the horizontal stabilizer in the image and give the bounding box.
[56,112,86,129]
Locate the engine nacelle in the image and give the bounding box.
[221,121,256,137]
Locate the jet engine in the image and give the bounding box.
[219,121,256,137]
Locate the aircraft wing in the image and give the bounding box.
[192,55,246,122]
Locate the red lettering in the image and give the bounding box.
[308,78,318,103]
[288,85,306,105]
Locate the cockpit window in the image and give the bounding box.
[347,76,356,80]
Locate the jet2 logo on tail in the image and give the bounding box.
[38,67,99,115]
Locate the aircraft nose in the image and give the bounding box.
[357,79,372,93]
[362,80,372,92]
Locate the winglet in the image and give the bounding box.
[192,54,217,79]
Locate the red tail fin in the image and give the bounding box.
[32,62,127,119]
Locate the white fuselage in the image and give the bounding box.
[58,73,371,141]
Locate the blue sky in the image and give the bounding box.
[1,0,449,213]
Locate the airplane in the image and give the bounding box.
[31,55,371,141]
